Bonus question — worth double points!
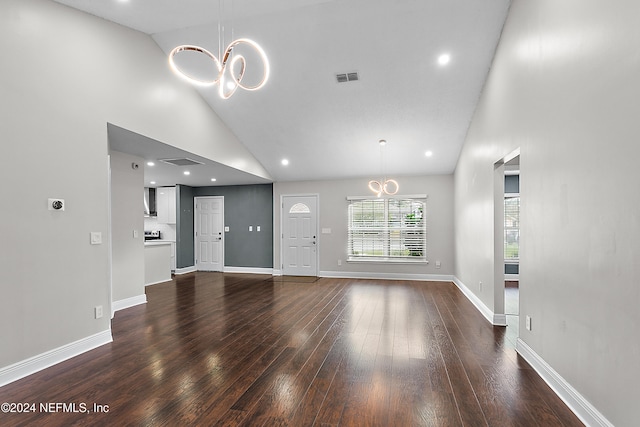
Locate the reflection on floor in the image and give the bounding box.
[505,280,519,348]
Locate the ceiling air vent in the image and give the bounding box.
[159,158,203,166]
[336,71,359,83]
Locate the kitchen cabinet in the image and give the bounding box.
[156,186,176,224]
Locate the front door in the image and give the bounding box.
[195,197,224,272]
[282,195,318,276]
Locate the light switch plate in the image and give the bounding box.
[90,232,102,245]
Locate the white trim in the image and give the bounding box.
[224,266,274,275]
[272,269,282,276]
[175,266,196,275]
[516,339,614,427]
[0,330,113,388]
[452,276,507,326]
[505,274,519,281]
[145,278,172,286]
[320,270,453,282]
[112,294,147,312]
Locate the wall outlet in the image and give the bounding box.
[133,230,139,238]
[435,261,441,269]
[95,305,103,319]
[525,315,532,331]
[257,225,261,232]
[337,259,342,266]
[248,225,253,231]
[479,281,483,291]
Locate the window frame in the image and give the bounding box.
[347,195,427,264]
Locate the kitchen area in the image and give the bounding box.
[144,186,176,286]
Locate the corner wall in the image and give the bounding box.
[454,0,640,425]
[0,0,267,382]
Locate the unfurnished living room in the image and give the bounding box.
[1,1,637,426]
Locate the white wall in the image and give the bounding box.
[0,0,266,376]
[109,151,145,303]
[274,175,454,279]
[454,0,640,425]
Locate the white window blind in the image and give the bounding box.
[348,197,426,262]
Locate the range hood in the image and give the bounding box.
[144,187,157,217]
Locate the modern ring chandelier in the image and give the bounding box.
[168,1,270,99]
[368,139,399,197]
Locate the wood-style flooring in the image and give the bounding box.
[0,273,583,426]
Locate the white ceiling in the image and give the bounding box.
[54,0,511,186]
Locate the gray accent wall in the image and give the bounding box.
[186,184,273,268]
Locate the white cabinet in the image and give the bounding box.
[156,187,176,224]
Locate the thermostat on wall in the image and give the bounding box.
[48,198,65,211]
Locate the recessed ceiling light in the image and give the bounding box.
[150,181,156,185]
[438,53,451,66]
[147,161,155,166]
[281,159,289,166]
[211,178,217,182]
[183,171,190,175]
[425,151,433,157]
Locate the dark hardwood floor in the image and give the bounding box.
[0,273,583,426]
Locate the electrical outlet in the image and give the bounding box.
[337,259,342,266]
[95,305,103,319]
[435,261,441,269]
[479,281,483,291]
[526,315,532,331]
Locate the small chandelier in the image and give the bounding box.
[368,139,399,197]
[168,1,269,99]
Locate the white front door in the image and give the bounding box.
[282,195,318,276]
[195,197,224,272]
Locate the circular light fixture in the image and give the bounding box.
[150,181,156,185]
[211,178,217,182]
[281,159,289,166]
[169,38,270,99]
[378,139,387,146]
[147,161,155,166]
[183,171,191,175]
[425,151,433,157]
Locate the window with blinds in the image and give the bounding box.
[348,197,426,262]
[504,195,520,260]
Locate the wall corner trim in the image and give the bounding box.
[516,339,614,427]
[0,330,113,388]
[113,294,147,312]
[452,276,507,326]
[174,266,196,275]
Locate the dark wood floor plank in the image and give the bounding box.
[0,274,584,427]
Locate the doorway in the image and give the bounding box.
[494,150,520,344]
[281,195,319,276]
[194,196,224,272]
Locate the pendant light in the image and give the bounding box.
[368,139,399,197]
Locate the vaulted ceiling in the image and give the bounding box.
[54,0,511,185]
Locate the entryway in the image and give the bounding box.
[281,195,318,276]
[195,196,224,272]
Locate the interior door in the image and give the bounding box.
[195,197,224,272]
[282,195,318,276]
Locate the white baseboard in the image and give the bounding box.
[112,294,147,312]
[0,330,113,388]
[319,270,454,282]
[145,278,172,286]
[452,276,507,326]
[516,339,614,427]
[174,266,196,275]
[223,266,274,275]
